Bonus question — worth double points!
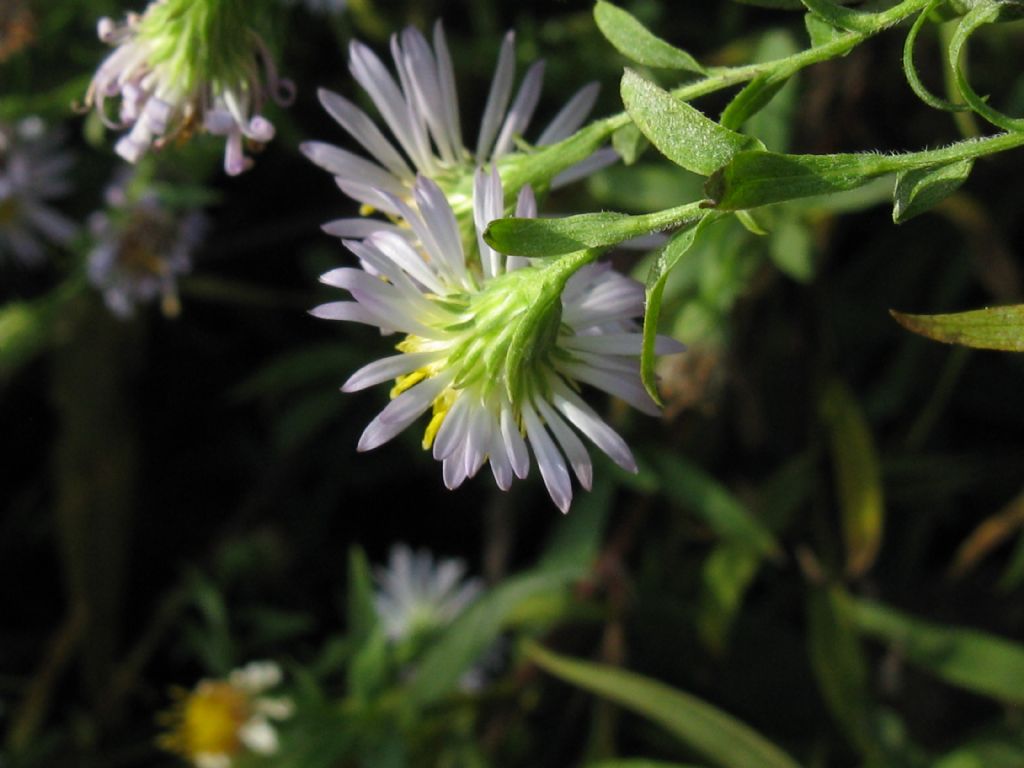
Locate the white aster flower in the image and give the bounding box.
[302,20,612,223]
[87,177,204,319]
[159,660,293,768]
[374,543,482,642]
[84,0,295,175]
[0,117,77,267]
[312,171,683,512]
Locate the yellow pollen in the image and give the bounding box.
[422,387,457,450]
[391,369,427,399]
[359,203,376,217]
[159,681,249,761]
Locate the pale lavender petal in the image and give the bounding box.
[558,359,660,416]
[322,218,406,239]
[538,82,600,146]
[300,141,408,198]
[550,379,637,472]
[358,374,450,451]
[475,31,516,160]
[432,22,464,159]
[535,396,593,490]
[501,406,530,479]
[317,88,413,180]
[343,351,439,392]
[552,147,620,189]
[522,402,572,513]
[492,60,545,159]
[433,393,470,461]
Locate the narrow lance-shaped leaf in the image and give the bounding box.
[641,214,718,402]
[890,305,1024,351]
[807,586,878,755]
[526,642,803,768]
[594,1,705,73]
[892,159,973,223]
[621,69,764,177]
[819,379,884,578]
[653,454,781,558]
[697,543,762,654]
[852,598,1024,704]
[484,201,705,258]
[721,75,789,133]
[409,566,582,707]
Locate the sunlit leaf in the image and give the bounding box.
[890,305,1024,351]
[526,642,802,768]
[621,69,765,177]
[853,598,1024,704]
[594,1,705,72]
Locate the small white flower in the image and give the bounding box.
[0,118,77,267]
[86,176,204,319]
[312,171,683,511]
[159,661,292,768]
[302,21,612,221]
[85,0,295,175]
[374,544,482,642]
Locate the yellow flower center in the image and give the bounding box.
[162,681,250,761]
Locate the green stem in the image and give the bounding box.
[534,0,933,179]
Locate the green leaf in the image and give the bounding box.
[707,151,892,210]
[696,544,762,654]
[934,740,1024,768]
[768,216,815,283]
[526,643,803,768]
[807,586,877,755]
[720,76,788,133]
[800,0,875,32]
[852,598,1024,704]
[484,201,705,257]
[819,379,885,578]
[409,567,583,707]
[587,762,708,768]
[346,546,377,641]
[805,12,846,47]
[621,70,765,177]
[538,475,614,573]
[612,122,649,165]
[0,278,83,380]
[892,160,973,223]
[653,454,781,558]
[594,1,705,72]
[642,214,719,402]
[890,305,1024,351]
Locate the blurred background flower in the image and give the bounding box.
[0,117,76,266]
